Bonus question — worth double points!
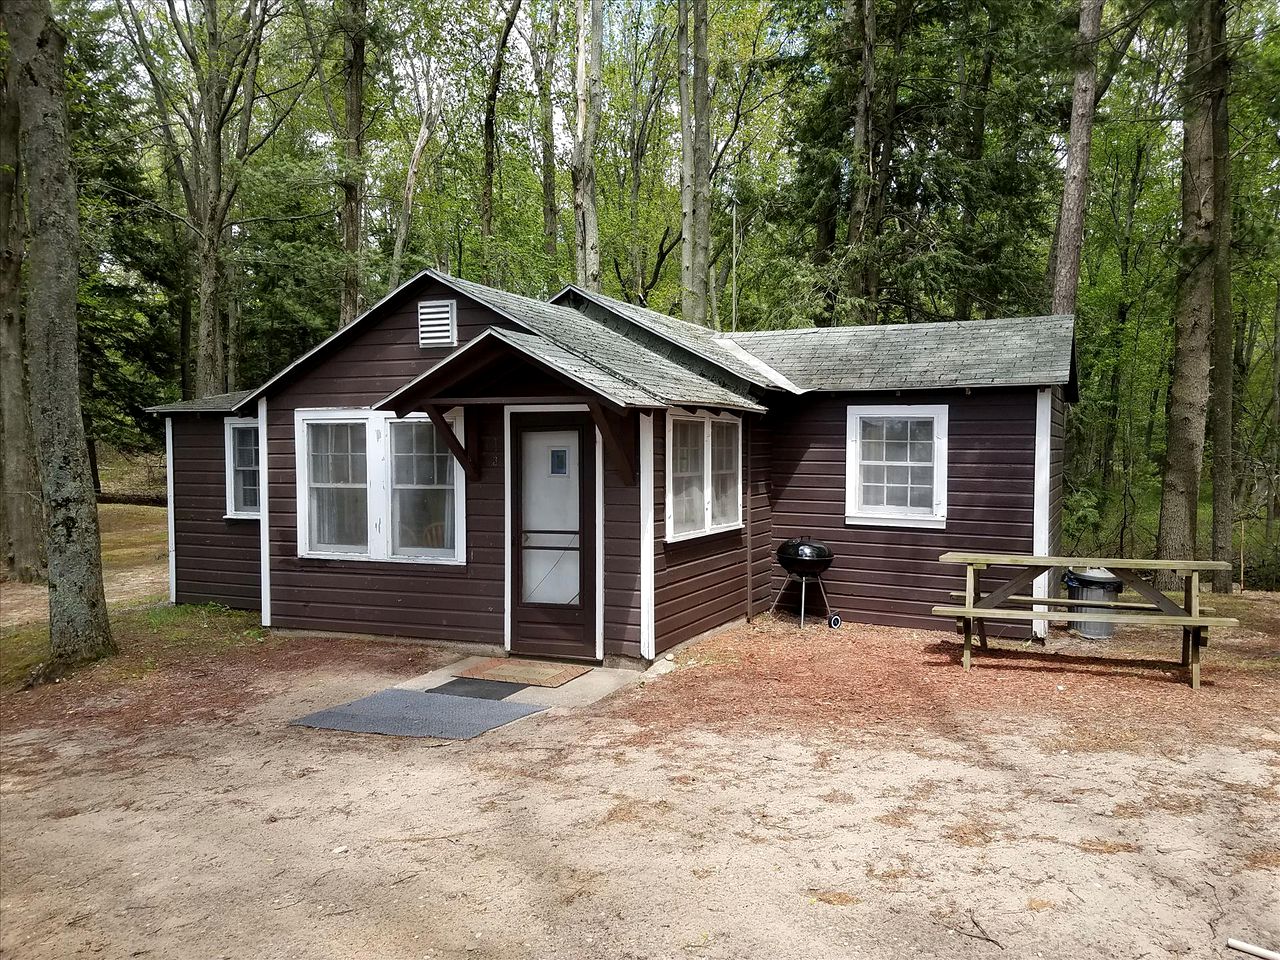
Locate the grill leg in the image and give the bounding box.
[813,577,832,618]
[799,577,807,628]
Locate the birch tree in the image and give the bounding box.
[528,0,561,290]
[571,0,603,290]
[10,0,116,675]
[117,0,308,397]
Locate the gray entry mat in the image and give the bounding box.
[291,688,546,740]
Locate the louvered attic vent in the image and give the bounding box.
[417,300,456,347]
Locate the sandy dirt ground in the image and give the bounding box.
[3,601,1279,960]
[0,506,168,631]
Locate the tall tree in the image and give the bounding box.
[678,0,694,312]
[0,29,46,583]
[1156,0,1217,576]
[528,0,560,290]
[571,0,603,290]
[388,58,442,290]
[10,0,115,674]
[1207,0,1233,591]
[689,0,712,325]
[845,0,875,322]
[118,0,305,397]
[1050,0,1104,316]
[479,0,523,282]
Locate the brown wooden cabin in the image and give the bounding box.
[148,271,1076,663]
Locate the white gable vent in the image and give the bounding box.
[417,300,456,347]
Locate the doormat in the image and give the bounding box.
[456,657,591,688]
[291,688,545,740]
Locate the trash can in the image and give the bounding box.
[1064,568,1123,639]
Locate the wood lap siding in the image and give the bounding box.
[603,413,641,658]
[171,414,260,609]
[766,388,1037,635]
[267,278,516,643]
[1049,387,1066,558]
[747,418,774,616]
[652,415,754,654]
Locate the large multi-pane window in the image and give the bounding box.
[307,422,368,553]
[296,411,465,563]
[666,412,741,541]
[390,421,455,557]
[224,418,260,518]
[845,405,948,528]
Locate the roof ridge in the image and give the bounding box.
[727,314,1074,338]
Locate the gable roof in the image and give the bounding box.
[377,327,665,412]
[146,389,255,414]
[552,285,796,391]
[725,315,1076,394]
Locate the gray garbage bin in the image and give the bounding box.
[1064,568,1123,639]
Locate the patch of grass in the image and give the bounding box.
[1,602,264,692]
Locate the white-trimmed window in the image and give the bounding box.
[665,411,742,541]
[224,418,260,518]
[417,300,457,347]
[845,404,948,528]
[295,408,466,564]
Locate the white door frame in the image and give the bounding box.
[503,404,604,660]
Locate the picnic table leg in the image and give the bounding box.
[1181,628,1192,667]
[1188,626,1201,690]
[972,568,989,649]
[962,618,973,671]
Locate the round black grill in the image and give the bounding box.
[776,537,834,577]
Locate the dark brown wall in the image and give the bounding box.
[266,278,517,642]
[1049,386,1066,560]
[652,414,760,654]
[170,414,260,610]
[602,414,641,658]
[766,388,1038,635]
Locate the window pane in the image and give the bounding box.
[862,419,884,441]
[909,440,933,463]
[711,421,739,526]
[909,466,932,486]
[863,484,884,507]
[308,422,368,552]
[886,484,909,507]
[884,440,909,462]
[234,468,259,512]
[671,420,705,535]
[863,464,885,485]
[909,486,933,508]
[883,419,910,442]
[909,420,932,441]
[861,440,884,463]
[310,487,367,551]
[390,420,457,557]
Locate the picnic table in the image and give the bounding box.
[931,553,1239,690]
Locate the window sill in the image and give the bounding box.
[298,550,466,566]
[664,521,744,545]
[223,513,260,521]
[845,513,946,530]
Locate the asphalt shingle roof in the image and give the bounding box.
[145,389,255,414]
[724,316,1075,392]
[441,274,765,411]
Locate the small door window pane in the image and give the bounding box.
[550,448,569,476]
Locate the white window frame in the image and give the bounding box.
[417,299,457,348]
[294,407,467,565]
[664,410,743,543]
[224,417,261,519]
[845,404,948,529]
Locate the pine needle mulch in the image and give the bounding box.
[605,592,1280,751]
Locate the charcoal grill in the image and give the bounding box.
[769,537,841,629]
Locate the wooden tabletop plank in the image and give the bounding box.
[937,552,1231,572]
[931,605,1238,628]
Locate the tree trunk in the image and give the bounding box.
[338,0,366,326]
[480,0,523,282]
[1207,0,1233,592]
[532,2,560,290]
[571,0,602,290]
[194,236,224,396]
[1266,282,1279,551]
[1050,0,1104,317]
[953,18,995,323]
[678,0,694,315]
[11,0,115,674]
[688,0,711,326]
[845,0,875,322]
[0,32,46,583]
[1155,0,1216,583]
[388,103,436,291]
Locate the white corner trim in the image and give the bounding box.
[595,425,605,662]
[258,398,271,627]
[639,413,656,660]
[165,417,175,604]
[1032,388,1052,637]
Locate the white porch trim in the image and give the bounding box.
[1032,387,1052,637]
[639,412,656,660]
[258,397,271,626]
[165,417,175,604]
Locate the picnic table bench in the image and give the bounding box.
[931,553,1239,690]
